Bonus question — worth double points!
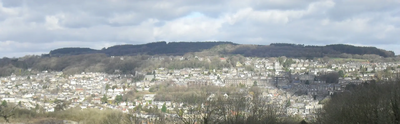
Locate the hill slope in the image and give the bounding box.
[48,41,236,56]
[47,42,395,58]
[226,43,394,58]
[0,42,396,77]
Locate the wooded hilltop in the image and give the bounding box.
[46,41,395,58]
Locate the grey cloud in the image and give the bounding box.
[327,0,400,21]
[251,0,320,10]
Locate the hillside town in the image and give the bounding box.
[1,56,400,121]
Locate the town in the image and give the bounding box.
[1,55,399,122]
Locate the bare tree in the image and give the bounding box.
[176,87,284,124]
[316,81,400,124]
[0,103,17,123]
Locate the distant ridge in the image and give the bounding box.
[228,43,394,58]
[50,48,98,56]
[46,42,395,58]
[48,41,236,57]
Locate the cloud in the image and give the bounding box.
[45,14,64,30]
[0,0,399,57]
[154,12,223,41]
[0,40,126,58]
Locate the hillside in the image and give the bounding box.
[49,48,98,56]
[226,43,395,58]
[0,42,395,77]
[48,41,236,56]
[47,42,395,58]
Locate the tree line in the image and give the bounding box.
[48,41,236,57]
[228,44,394,58]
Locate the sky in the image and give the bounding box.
[0,0,399,57]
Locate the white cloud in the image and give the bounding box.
[45,14,64,30]
[108,13,140,25]
[116,18,159,42]
[224,0,335,25]
[154,13,223,41]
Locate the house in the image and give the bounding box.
[46,107,55,112]
[144,75,155,81]
[224,78,253,87]
[143,94,156,101]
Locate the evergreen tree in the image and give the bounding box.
[35,104,39,110]
[101,94,108,103]
[338,70,345,78]
[114,95,123,105]
[161,103,167,113]
[1,100,7,107]
[105,84,110,91]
